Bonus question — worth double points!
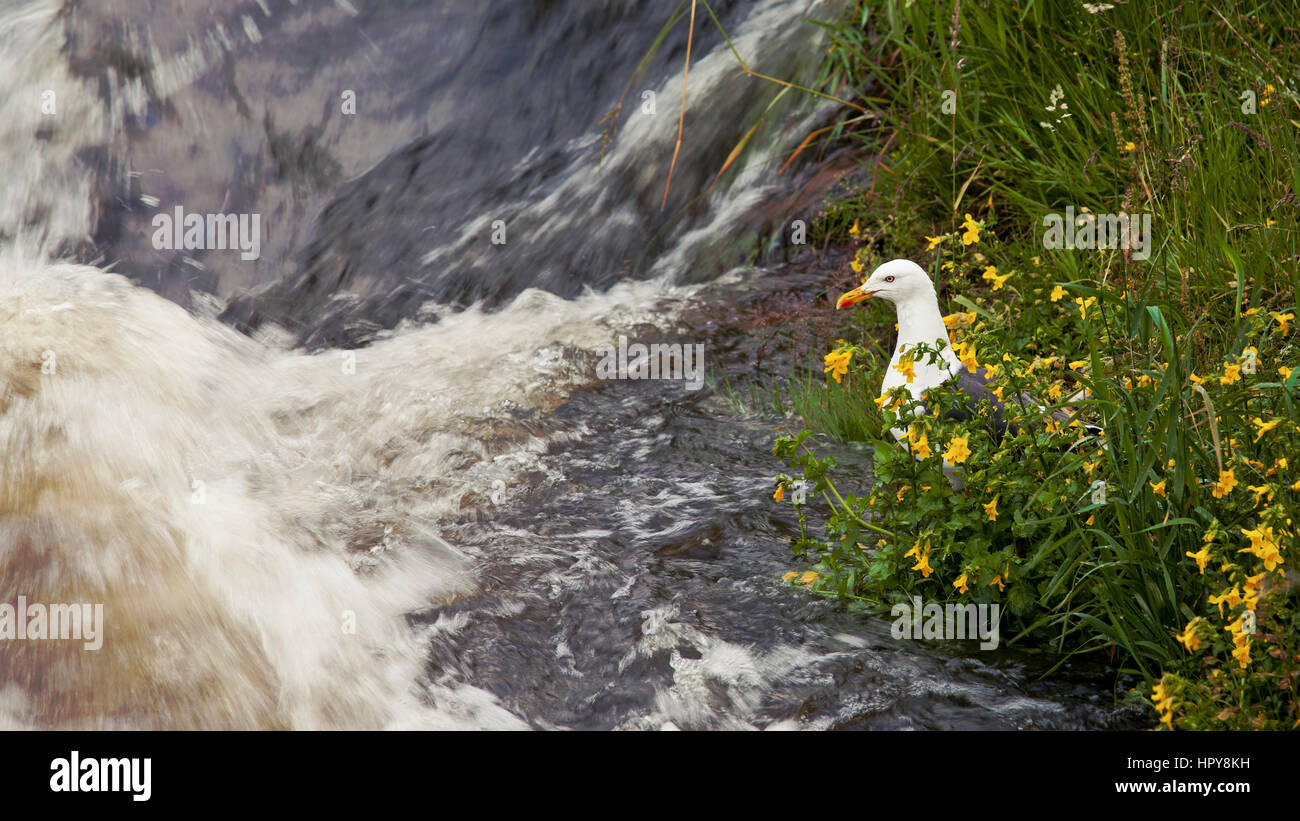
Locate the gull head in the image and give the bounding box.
[836,259,934,308]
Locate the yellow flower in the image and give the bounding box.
[850,258,864,274]
[1219,363,1242,385]
[1261,83,1275,106]
[1242,571,1268,607]
[874,391,904,412]
[1208,585,1244,618]
[1280,365,1293,380]
[1084,513,1095,526]
[981,266,1012,290]
[1232,640,1251,668]
[849,220,860,238]
[1226,615,1248,647]
[1047,381,1064,400]
[1247,484,1274,507]
[798,571,819,585]
[1176,618,1203,652]
[925,234,949,251]
[1188,371,1205,386]
[960,213,982,245]
[1123,141,1136,152]
[988,574,1004,592]
[942,311,976,330]
[781,571,798,582]
[1211,468,1237,499]
[953,572,970,594]
[1150,479,1167,498]
[954,340,979,371]
[911,433,933,460]
[894,354,917,384]
[1151,680,1173,729]
[1184,544,1210,573]
[1239,525,1284,572]
[823,349,852,384]
[1253,417,1281,442]
[907,424,933,459]
[983,496,999,521]
[1271,312,1295,336]
[1050,285,1067,302]
[773,484,785,502]
[943,436,972,465]
[1075,295,1097,319]
[911,545,934,578]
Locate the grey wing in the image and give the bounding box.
[941,366,1015,441]
[943,366,1102,442]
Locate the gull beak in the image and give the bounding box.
[836,287,874,309]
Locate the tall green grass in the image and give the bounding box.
[774,0,1299,729]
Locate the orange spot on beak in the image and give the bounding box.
[836,288,873,309]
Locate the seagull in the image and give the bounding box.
[835,259,1099,451]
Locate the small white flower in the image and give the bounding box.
[1042,84,1071,129]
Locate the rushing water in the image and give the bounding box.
[0,0,1140,729]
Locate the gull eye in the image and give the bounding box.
[884,275,895,283]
